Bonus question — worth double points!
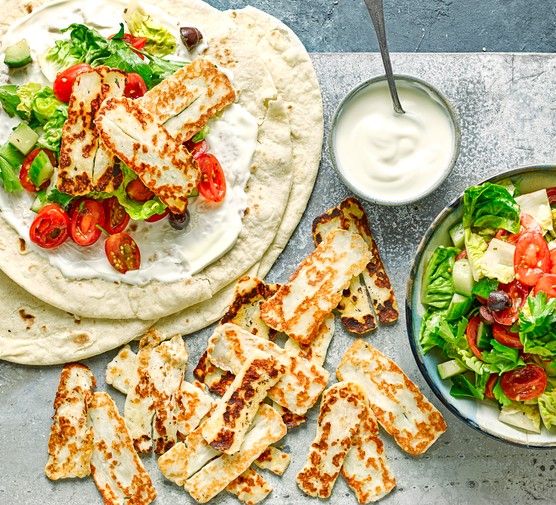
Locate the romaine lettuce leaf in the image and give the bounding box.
[31,87,65,124]
[538,389,556,430]
[493,378,512,406]
[450,374,486,400]
[0,85,25,118]
[419,307,447,353]
[464,229,488,281]
[519,292,556,357]
[421,246,459,309]
[0,143,24,192]
[37,106,68,152]
[16,83,42,121]
[481,339,524,374]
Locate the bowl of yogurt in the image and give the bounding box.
[329,75,461,205]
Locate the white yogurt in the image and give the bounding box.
[331,78,458,204]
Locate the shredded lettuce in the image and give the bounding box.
[421,246,459,309]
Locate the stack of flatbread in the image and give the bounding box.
[0,0,324,365]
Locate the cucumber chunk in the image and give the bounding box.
[9,123,38,155]
[437,359,467,379]
[449,222,465,249]
[446,292,473,321]
[4,39,32,68]
[29,150,54,188]
[453,258,474,297]
[476,322,492,350]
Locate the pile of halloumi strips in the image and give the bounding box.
[58,58,235,212]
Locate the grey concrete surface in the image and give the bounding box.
[207,0,556,53]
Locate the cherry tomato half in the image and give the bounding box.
[29,204,70,249]
[126,178,154,202]
[197,153,226,202]
[70,199,106,246]
[185,139,208,159]
[103,197,130,234]
[19,148,57,193]
[514,231,550,286]
[492,323,523,349]
[124,73,148,99]
[146,208,170,223]
[500,364,547,401]
[105,232,141,274]
[465,316,483,360]
[484,373,499,400]
[53,63,93,103]
[534,273,556,299]
[492,280,529,326]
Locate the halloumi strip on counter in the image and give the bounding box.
[284,312,335,367]
[226,468,272,505]
[139,57,236,144]
[45,363,95,480]
[193,351,235,396]
[313,198,399,325]
[337,275,377,334]
[337,340,447,455]
[202,350,284,454]
[88,392,156,505]
[175,380,214,439]
[253,445,291,476]
[105,344,137,394]
[341,402,396,504]
[184,404,287,503]
[96,97,200,214]
[207,323,329,415]
[260,229,371,345]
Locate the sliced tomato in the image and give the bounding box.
[550,248,556,274]
[492,323,523,349]
[105,232,141,273]
[500,364,547,401]
[146,208,170,223]
[126,178,154,202]
[185,139,208,159]
[29,204,70,248]
[465,316,483,360]
[492,280,529,326]
[514,231,550,286]
[547,187,556,205]
[455,249,467,261]
[20,148,57,193]
[534,273,556,298]
[53,63,93,103]
[484,373,499,400]
[103,197,130,234]
[124,73,148,99]
[197,153,226,202]
[70,199,106,246]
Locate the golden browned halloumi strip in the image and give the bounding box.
[96,97,200,214]
[296,382,368,499]
[202,350,284,454]
[207,323,329,415]
[139,57,236,144]
[260,229,371,345]
[45,363,96,480]
[174,380,214,439]
[313,198,399,325]
[88,392,156,505]
[105,344,137,394]
[226,468,272,505]
[193,350,235,396]
[337,340,447,455]
[254,445,291,476]
[271,402,307,429]
[341,402,396,504]
[184,404,287,503]
[284,312,334,367]
[338,275,377,334]
[220,276,281,340]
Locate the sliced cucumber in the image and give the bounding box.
[453,258,474,297]
[9,123,38,155]
[476,322,492,350]
[30,194,45,212]
[446,292,473,321]
[449,222,465,249]
[437,359,467,380]
[4,39,32,68]
[29,150,54,188]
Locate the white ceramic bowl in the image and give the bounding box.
[329,74,461,206]
[406,165,556,448]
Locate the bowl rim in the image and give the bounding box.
[406,164,556,449]
[328,73,462,206]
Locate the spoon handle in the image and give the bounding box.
[363,0,405,114]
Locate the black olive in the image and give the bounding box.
[169,210,190,230]
[487,290,512,312]
[180,27,203,51]
[479,305,495,325]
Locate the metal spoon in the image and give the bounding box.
[363,0,405,114]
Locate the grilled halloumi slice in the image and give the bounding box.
[260,229,371,345]
[207,323,329,415]
[341,402,396,504]
[193,351,235,396]
[184,404,287,503]
[88,392,156,505]
[253,445,291,476]
[175,380,214,439]
[284,312,334,367]
[337,275,377,334]
[105,344,138,394]
[296,382,368,499]
[139,57,236,144]
[96,97,200,213]
[313,198,399,325]
[271,402,307,429]
[337,340,447,455]
[226,468,272,505]
[202,350,284,454]
[45,363,95,480]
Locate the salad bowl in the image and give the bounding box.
[407,165,556,448]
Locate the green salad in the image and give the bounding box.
[420,180,556,433]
